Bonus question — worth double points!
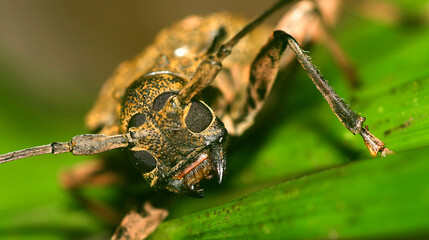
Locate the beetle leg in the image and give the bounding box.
[275,0,359,88]
[112,202,168,240]
[248,30,392,157]
[282,30,392,156]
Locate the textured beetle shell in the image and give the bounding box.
[122,76,186,163]
[120,75,186,132]
[85,12,272,136]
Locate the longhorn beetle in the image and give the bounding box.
[0,0,393,236]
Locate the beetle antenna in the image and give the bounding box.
[178,0,292,104]
[216,0,292,61]
[0,134,130,164]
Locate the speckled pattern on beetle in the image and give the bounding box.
[0,1,393,237]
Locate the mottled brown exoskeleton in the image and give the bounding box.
[0,0,393,238]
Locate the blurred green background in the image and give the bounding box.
[1,0,429,239]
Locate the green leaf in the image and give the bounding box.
[150,149,429,239]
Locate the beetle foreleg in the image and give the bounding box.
[250,30,392,157]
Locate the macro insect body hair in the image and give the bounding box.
[0,0,396,238]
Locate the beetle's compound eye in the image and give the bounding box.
[129,150,157,173]
[153,92,177,111]
[127,112,146,129]
[185,101,213,133]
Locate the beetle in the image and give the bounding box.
[0,0,393,238]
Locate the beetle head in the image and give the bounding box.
[123,75,227,197]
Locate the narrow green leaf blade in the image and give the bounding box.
[151,148,429,239]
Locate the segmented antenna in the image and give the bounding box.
[215,0,292,61]
[178,0,293,104]
[0,134,129,164]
